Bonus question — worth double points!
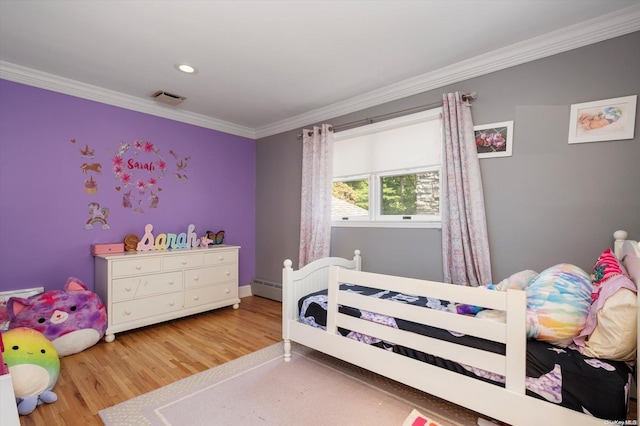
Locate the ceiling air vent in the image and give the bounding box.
[151,90,186,106]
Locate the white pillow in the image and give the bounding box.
[475,309,506,323]
[583,288,637,361]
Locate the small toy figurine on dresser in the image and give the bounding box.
[7,277,107,357]
[206,230,225,246]
[200,230,225,247]
[200,233,213,247]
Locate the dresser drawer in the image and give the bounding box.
[112,271,183,302]
[184,283,238,308]
[203,250,237,266]
[112,257,162,278]
[163,253,203,271]
[110,292,182,325]
[184,265,238,289]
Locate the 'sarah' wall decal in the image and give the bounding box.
[112,140,191,214]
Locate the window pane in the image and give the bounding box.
[380,171,439,216]
[332,179,369,217]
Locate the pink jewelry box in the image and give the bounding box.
[91,243,125,255]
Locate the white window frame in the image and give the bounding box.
[331,107,443,229]
[375,166,441,223]
[332,174,371,222]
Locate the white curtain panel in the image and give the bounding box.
[441,92,492,286]
[299,124,334,267]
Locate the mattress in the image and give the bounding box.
[299,284,633,420]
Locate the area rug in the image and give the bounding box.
[402,409,447,426]
[99,342,481,425]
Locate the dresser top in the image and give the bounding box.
[93,244,240,260]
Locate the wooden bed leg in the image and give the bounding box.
[283,339,292,362]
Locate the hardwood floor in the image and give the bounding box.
[12,294,639,425]
[19,295,282,426]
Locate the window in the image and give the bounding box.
[332,108,442,227]
[332,176,369,220]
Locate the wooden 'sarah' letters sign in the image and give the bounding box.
[137,224,204,251]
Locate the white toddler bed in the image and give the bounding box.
[282,231,639,425]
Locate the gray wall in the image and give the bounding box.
[255,31,640,286]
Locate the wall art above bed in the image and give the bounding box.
[474,121,514,158]
[568,95,637,144]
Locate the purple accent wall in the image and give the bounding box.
[0,79,255,293]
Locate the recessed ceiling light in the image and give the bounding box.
[176,64,197,74]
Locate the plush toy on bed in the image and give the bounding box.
[2,327,60,415]
[450,265,593,347]
[7,277,107,357]
[449,269,538,315]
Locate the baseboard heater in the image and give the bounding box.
[250,278,282,302]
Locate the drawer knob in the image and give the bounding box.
[225,271,230,276]
[135,265,142,270]
[125,310,131,315]
[218,256,224,261]
[168,280,174,285]
[169,301,175,306]
[181,260,187,265]
[225,289,230,294]
[194,276,200,281]
[194,295,200,300]
[125,287,132,292]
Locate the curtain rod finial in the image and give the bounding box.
[461,92,477,106]
[461,92,477,101]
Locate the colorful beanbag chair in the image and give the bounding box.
[525,264,592,347]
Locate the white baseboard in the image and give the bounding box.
[239,284,253,299]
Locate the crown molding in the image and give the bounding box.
[1,4,638,141]
[0,61,256,139]
[254,4,640,139]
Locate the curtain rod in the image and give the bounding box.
[297,92,476,139]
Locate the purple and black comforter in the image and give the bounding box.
[299,283,633,421]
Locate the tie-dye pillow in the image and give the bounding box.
[525,264,592,347]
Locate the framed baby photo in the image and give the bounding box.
[568,95,637,144]
[474,121,514,158]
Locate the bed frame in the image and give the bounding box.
[282,231,639,425]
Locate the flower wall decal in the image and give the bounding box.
[111,140,190,214]
[112,140,168,213]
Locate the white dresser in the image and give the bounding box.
[94,245,240,342]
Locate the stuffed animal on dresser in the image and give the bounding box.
[2,327,60,415]
[7,277,107,357]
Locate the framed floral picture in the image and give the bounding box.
[568,95,637,144]
[474,121,514,158]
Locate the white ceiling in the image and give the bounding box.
[1,1,639,139]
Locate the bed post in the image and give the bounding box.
[613,230,627,257]
[353,249,362,271]
[614,230,640,419]
[282,259,294,362]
